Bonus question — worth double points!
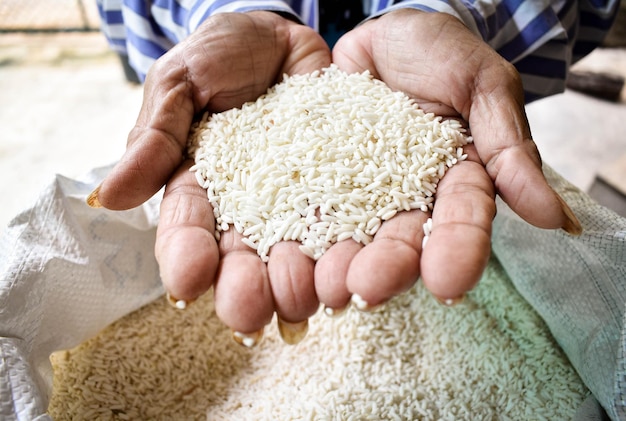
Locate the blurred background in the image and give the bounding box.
[0,0,625,230]
[0,0,142,230]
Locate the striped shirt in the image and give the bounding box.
[97,0,619,102]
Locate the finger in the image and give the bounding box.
[267,241,318,344]
[314,239,362,314]
[155,160,219,304]
[481,129,581,234]
[213,228,274,337]
[420,154,496,301]
[345,209,429,309]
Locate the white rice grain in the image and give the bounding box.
[188,65,471,261]
[422,217,433,250]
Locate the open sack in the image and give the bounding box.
[0,164,624,420]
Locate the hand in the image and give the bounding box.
[89,9,582,346]
[329,9,581,306]
[88,11,333,343]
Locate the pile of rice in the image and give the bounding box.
[46,67,588,419]
[187,65,470,261]
[48,257,588,420]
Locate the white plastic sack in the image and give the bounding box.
[0,166,164,421]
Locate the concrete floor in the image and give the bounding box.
[1,33,625,230]
[0,33,142,230]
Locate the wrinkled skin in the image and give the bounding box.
[91,10,577,339]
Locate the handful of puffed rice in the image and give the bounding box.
[187,65,470,261]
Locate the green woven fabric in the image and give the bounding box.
[493,165,626,421]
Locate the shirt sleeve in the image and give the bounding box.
[96,0,317,81]
[98,0,619,103]
[371,0,620,102]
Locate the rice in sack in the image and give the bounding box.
[187,65,471,260]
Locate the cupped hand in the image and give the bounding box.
[89,9,582,347]
[327,9,582,307]
[95,11,330,210]
[88,11,332,344]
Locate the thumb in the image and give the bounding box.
[469,67,581,235]
[87,58,194,210]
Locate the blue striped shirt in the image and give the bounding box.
[97,0,619,102]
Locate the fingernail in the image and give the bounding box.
[556,194,583,236]
[165,292,192,310]
[277,318,309,345]
[232,329,264,348]
[86,185,103,208]
[351,294,379,312]
[433,294,465,307]
[323,304,347,318]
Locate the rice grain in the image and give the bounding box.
[188,65,471,262]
